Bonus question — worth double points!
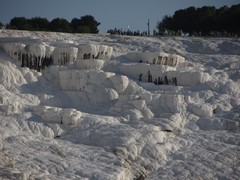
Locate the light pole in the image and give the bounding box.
[147,19,150,36]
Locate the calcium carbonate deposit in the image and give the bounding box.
[0,30,239,180]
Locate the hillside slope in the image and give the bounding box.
[0,30,240,179]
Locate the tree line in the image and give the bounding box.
[1,4,239,36]
[2,15,100,34]
[157,4,240,36]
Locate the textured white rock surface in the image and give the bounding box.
[0,30,239,179]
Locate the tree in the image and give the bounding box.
[79,15,100,33]
[71,18,81,33]
[5,15,101,34]
[7,17,32,30]
[49,18,72,33]
[71,15,100,33]
[156,4,240,36]
[226,4,240,33]
[29,17,49,31]
[196,6,216,34]
[157,15,173,35]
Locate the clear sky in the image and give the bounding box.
[0,0,239,33]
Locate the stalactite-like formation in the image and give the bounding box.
[2,43,113,72]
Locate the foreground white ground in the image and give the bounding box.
[0,30,239,179]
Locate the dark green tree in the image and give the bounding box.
[49,18,72,33]
[226,4,240,33]
[79,15,100,33]
[71,18,81,33]
[7,17,32,30]
[157,4,240,36]
[215,6,229,31]
[71,15,100,33]
[5,15,101,33]
[29,17,49,31]
[156,15,173,35]
[196,6,216,34]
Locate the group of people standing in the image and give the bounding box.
[108,28,148,36]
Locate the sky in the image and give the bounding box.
[0,0,239,33]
